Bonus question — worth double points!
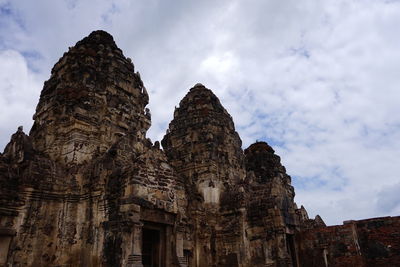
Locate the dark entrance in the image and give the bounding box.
[286,234,298,267]
[142,227,165,267]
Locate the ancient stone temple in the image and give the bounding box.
[0,31,399,267]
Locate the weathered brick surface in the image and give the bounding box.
[297,216,400,267]
[356,217,400,266]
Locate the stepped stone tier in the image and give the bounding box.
[0,30,399,267]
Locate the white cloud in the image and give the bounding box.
[1,0,400,224]
[0,50,42,149]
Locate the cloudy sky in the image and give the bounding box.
[1,0,400,225]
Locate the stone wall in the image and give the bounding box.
[296,216,400,267]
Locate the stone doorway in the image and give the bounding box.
[142,225,165,267]
[286,234,298,267]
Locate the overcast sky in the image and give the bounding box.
[1,0,400,225]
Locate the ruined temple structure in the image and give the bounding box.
[1,30,399,267]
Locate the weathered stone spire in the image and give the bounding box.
[244,141,291,184]
[162,83,245,204]
[29,30,150,164]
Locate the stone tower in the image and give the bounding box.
[162,84,248,266]
[243,142,300,266]
[162,83,245,205]
[29,30,150,164]
[0,31,188,267]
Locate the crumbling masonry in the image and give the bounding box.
[1,31,399,267]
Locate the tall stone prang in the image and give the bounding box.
[162,83,245,205]
[30,31,150,164]
[162,84,247,266]
[0,31,187,267]
[243,142,300,266]
[1,31,399,267]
